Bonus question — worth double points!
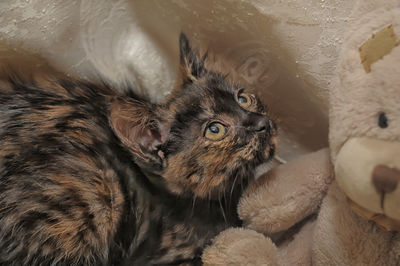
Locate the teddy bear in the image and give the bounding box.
[203,1,400,264]
[311,0,400,265]
[202,148,333,265]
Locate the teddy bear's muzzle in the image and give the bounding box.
[335,137,400,231]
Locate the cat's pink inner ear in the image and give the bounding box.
[138,126,164,152]
[109,98,168,160]
[110,115,142,154]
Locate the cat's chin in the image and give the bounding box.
[252,136,278,178]
[162,174,252,201]
[264,136,277,162]
[198,177,253,201]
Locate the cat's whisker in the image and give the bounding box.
[218,194,227,224]
[207,194,211,211]
[191,196,197,217]
[223,186,228,210]
[230,174,239,202]
[232,126,246,129]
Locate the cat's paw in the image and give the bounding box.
[202,228,278,266]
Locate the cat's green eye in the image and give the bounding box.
[237,93,252,108]
[205,122,227,140]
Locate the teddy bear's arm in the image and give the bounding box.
[239,148,333,234]
[202,228,279,266]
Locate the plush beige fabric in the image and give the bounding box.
[313,182,400,265]
[202,228,279,266]
[312,0,400,265]
[202,148,332,265]
[239,149,332,234]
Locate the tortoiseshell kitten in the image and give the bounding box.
[0,34,277,265]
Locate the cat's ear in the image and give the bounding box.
[109,97,169,167]
[179,32,207,83]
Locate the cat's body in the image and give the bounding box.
[0,34,276,265]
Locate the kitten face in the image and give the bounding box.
[110,33,277,200]
[159,34,277,199]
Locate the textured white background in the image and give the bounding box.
[0,0,357,161]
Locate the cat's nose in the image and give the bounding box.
[255,117,269,133]
[244,113,273,134]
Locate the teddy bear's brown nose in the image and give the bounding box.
[372,165,400,195]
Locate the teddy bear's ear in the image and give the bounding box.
[359,25,400,73]
[179,33,208,83]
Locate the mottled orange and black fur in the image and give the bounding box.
[0,34,277,265]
